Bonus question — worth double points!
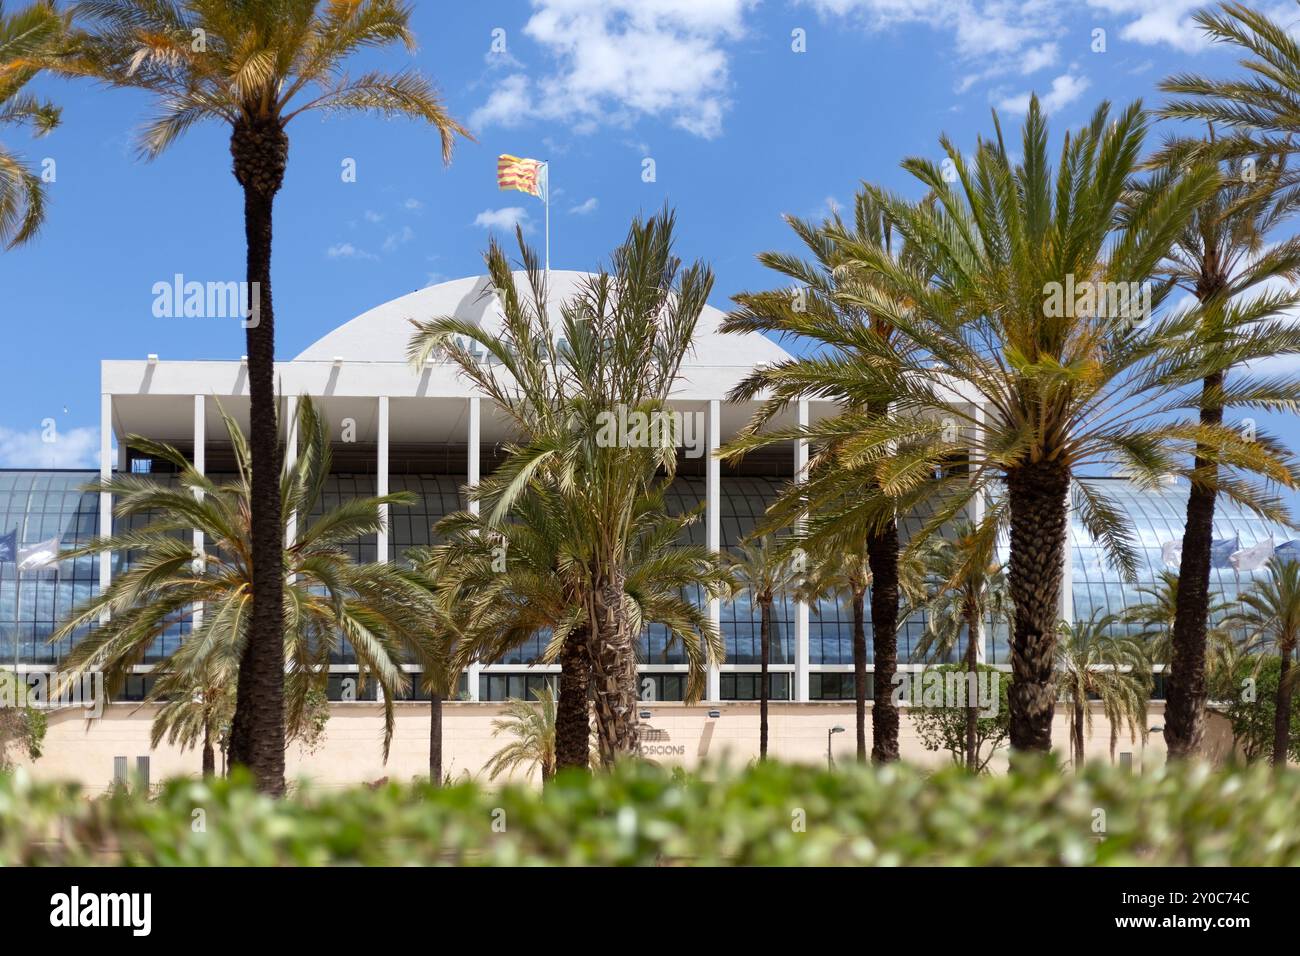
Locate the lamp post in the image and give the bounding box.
[827,725,845,769]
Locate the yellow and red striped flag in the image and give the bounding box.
[497,154,545,197]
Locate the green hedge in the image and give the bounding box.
[2,758,1299,865]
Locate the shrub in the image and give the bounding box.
[3,758,1300,865]
[1221,656,1300,764]
[0,672,47,771]
[909,663,1010,771]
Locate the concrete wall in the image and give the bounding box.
[17,699,1220,793]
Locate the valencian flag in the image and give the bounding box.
[496,153,551,270]
[497,154,546,198]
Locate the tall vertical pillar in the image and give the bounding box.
[192,394,205,629]
[706,399,721,702]
[793,399,810,702]
[284,397,298,547]
[98,393,112,622]
[374,397,390,705]
[377,396,389,563]
[466,396,482,701]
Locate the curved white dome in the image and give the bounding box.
[294,271,792,371]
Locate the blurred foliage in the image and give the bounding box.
[3,758,1300,865]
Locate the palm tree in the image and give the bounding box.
[418,484,728,771]
[55,0,468,794]
[722,191,929,763]
[1055,612,1152,767]
[409,613,460,787]
[418,489,591,774]
[52,397,437,761]
[776,98,1295,754]
[408,210,711,762]
[484,686,558,783]
[0,0,64,248]
[727,537,802,760]
[1154,5,1300,758]
[900,519,1013,770]
[148,657,235,776]
[798,545,871,761]
[1123,134,1300,758]
[1161,3,1300,153]
[1226,556,1300,767]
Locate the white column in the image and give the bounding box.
[373,397,390,705]
[466,397,481,516]
[376,397,389,563]
[466,396,482,701]
[192,394,205,629]
[706,399,721,702]
[284,397,299,547]
[98,393,112,621]
[793,399,810,702]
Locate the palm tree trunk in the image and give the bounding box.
[1273,648,1293,768]
[588,567,639,764]
[225,118,289,796]
[555,626,591,772]
[1073,701,1085,768]
[866,520,900,763]
[1005,459,1070,754]
[1166,372,1223,760]
[429,692,444,785]
[852,587,867,763]
[202,723,215,778]
[964,602,979,772]
[760,598,770,760]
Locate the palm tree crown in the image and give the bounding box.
[0,0,64,247]
[56,0,467,160]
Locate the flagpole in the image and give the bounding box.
[12,565,20,672]
[543,160,550,274]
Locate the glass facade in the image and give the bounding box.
[4,469,1294,702]
[0,472,100,666]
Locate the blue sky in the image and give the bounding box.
[1,0,1298,489]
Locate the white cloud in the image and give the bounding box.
[802,0,1244,100]
[1085,0,1208,54]
[382,226,416,253]
[569,197,599,215]
[363,210,384,223]
[472,73,533,130]
[326,242,378,261]
[1020,42,1059,75]
[474,207,533,232]
[0,425,101,469]
[470,0,755,139]
[403,198,424,211]
[997,70,1091,115]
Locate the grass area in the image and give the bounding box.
[3,758,1298,866]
